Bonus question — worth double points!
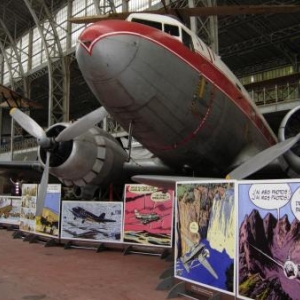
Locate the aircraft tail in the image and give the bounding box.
[99,212,105,219]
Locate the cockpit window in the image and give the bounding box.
[164,24,179,37]
[131,18,162,30]
[182,29,194,51]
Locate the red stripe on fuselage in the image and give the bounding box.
[79,20,276,147]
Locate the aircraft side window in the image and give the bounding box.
[131,18,162,30]
[182,29,194,52]
[164,24,179,37]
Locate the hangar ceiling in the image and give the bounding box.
[0,0,299,128]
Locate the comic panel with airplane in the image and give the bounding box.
[123,184,174,248]
[0,196,21,226]
[175,181,236,296]
[238,180,300,300]
[61,201,123,243]
[35,184,61,237]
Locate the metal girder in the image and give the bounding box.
[221,23,300,59]
[0,19,27,93]
[171,0,219,53]
[23,0,69,126]
[93,0,120,14]
[0,19,28,141]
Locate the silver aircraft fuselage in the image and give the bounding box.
[76,13,276,177]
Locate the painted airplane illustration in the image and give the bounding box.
[133,209,161,224]
[249,243,300,281]
[1,5,300,212]
[180,240,218,279]
[70,206,116,224]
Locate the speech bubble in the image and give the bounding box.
[128,185,158,194]
[151,192,171,202]
[291,187,300,221]
[189,222,199,233]
[249,183,291,210]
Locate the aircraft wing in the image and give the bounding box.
[0,84,43,109]
[132,175,221,189]
[0,160,50,183]
[200,258,218,279]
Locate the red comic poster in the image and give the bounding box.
[123,184,174,248]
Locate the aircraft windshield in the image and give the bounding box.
[131,17,194,51]
[131,18,162,30]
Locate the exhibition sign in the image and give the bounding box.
[175,180,236,296]
[238,179,300,300]
[0,196,21,225]
[123,184,174,248]
[61,201,123,243]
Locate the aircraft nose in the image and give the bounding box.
[77,21,139,81]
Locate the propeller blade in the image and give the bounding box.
[55,106,108,142]
[10,108,46,140]
[36,151,50,216]
[226,133,300,180]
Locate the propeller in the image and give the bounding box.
[226,133,300,180]
[10,106,108,216]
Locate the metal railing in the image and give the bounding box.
[0,137,37,154]
[248,80,300,106]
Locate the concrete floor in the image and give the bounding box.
[0,229,179,300]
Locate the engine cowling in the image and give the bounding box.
[38,124,128,187]
[278,105,300,175]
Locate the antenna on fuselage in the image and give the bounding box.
[126,120,134,162]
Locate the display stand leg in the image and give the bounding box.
[64,241,73,249]
[123,245,133,255]
[156,276,174,291]
[12,230,24,239]
[167,282,221,299]
[159,265,174,279]
[45,238,60,247]
[96,243,107,252]
[161,248,170,259]
[23,233,36,242]
[123,245,168,257]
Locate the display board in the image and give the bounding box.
[175,181,236,296]
[35,184,61,237]
[238,180,300,300]
[123,184,174,248]
[61,201,123,243]
[20,184,38,232]
[0,196,21,225]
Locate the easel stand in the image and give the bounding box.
[123,245,170,259]
[63,241,123,253]
[12,230,60,247]
[167,282,221,300]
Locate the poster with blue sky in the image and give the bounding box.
[35,184,61,237]
[238,179,300,300]
[175,180,236,296]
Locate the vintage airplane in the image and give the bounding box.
[133,209,161,225]
[249,243,300,281]
[179,239,218,279]
[70,206,116,223]
[2,6,300,213]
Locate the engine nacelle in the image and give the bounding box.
[278,105,300,175]
[38,124,128,187]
